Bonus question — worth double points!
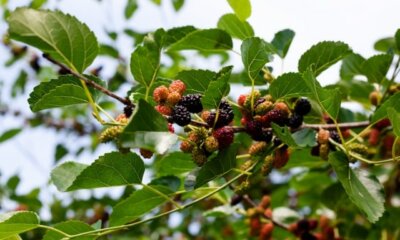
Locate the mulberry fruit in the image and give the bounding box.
[166,91,182,105]
[204,136,219,153]
[294,98,311,116]
[287,113,303,129]
[169,80,186,94]
[264,109,288,127]
[329,130,341,143]
[179,94,203,113]
[153,86,169,103]
[213,126,234,148]
[171,105,191,126]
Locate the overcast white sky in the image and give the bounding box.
[0,0,400,217]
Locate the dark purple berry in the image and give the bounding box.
[124,105,133,118]
[262,129,273,142]
[294,98,311,116]
[245,120,263,141]
[207,109,234,128]
[288,113,303,129]
[265,109,288,126]
[330,130,342,143]
[273,137,282,146]
[179,94,203,113]
[172,105,191,126]
[213,126,234,148]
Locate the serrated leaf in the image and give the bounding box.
[130,33,162,91]
[120,100,177,153]
[298,41,352,76]
[271,123,298,148]
[217,14,254,40]
[227,0,251,21]
[361,54,393,84]
[0,211,39,239]
[28,75,103,112]
[164,26,196,47]
[241,37,271,80]
[340,53,366,81]
[328,152,385,223]
[387,107,400,137]
[371,92,400,123]
[303,69,341,119]
[51,152,144,191]
[175,69,217,94]
[292,128,317,147]
[167,29,232,52]
[195,144,239,188]
[43,220,94,240]
[269,72,311,100]
[124,0,138,19]
[156,152,196,176]
[0,128,21,143]
[271,29,295,58]
[8,8,98,73]
[201,66,232,109]
[109,185,173,226]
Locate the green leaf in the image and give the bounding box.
[227,0,251,21]
[172,0,185,11]
[0,128,21,143]
[166,29,233,52]
[269,72,311,100]
[395,29,400,51]
[28,75,102,112]
[164,26,196,47]
[51,152,144,191]
[298,41,352,76]
[54,144,68,163]
[292,128,318,147]
[149,176,181,192]
[271,123,298,148]
[387,108,400,137]
[371,92,400,123]
[99,44,119,58]
[8,8,98,73]
[374,37,398,54]
[43,220,94,240]
[340,53,365,81]
[217,14,254,40]
[175,69,217,94]
[124,0,138,19]
[329,152,385,223]
[302,69,341,119]
[155,152,196,176]
[109,185,173,226]
[361,54,393,84]
[241,37,271,80]
[201,66,232,109]
[0,211,40,239]
[195,144,239,188]
[120,100,177,153]
[271,29,295,58]
[30,0,47,9]
[130,32,162,92]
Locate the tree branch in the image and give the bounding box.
[43,54,133,107]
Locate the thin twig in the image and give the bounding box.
[43,54,133,107]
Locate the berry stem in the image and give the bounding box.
[392,137,399,162]
[141,184,183,210]
[96,103,118,124]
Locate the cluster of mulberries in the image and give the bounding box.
[180,125,234,166]
[201,100,234,129]
[311,129,347,160]
[239,92,311,142]
[153,80,205,127]
[246,196,274,239]
[99,114,128,143]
